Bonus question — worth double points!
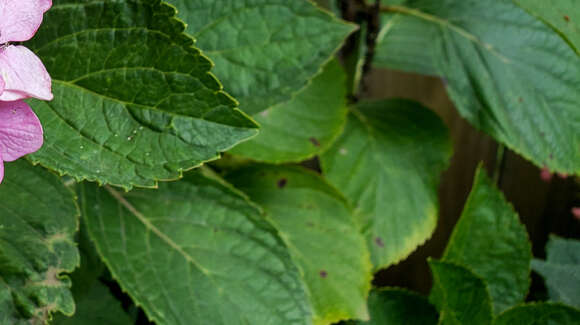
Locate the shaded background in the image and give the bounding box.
[362,68,580,297]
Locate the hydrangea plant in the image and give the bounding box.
[0,0,578,324]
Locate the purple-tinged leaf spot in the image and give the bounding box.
[309,137,321,147]
[277,178,287,188]
[375,237,385,248]
[319,270,328,278]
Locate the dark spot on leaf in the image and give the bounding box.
[549,153,554,159]
[375,237,385,247]
[564,15,570,22]
[309,137,321,147]
[319,270,328,278]
[306,221,315,227]
[213,228,219,233]
[540,131,545,137]
[518,97,523,103]
[277,178,287,188]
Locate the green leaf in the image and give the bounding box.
[80,170,312,325]
[27,0,259,189]
[227,166,372,325]
[320,99,452,270]
[442,166,532,314]
[428,260,493,325]
[532,236,580,308]
[0,161,79,324]
[52,222,131,325]
[494,303,580,325]
[349,288,438,325]
[376,0,580,175]
[229,59,348,163]
[375,12,439,75]
[52,283,131,325]
[167,0,357,115]
[514,0,580,54]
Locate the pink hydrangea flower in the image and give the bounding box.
[0,0,53,183]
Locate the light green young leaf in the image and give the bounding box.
[167,0,357,115]
[376,0,580,175]
[494,303,580,325]
[0,161,79,324]
[320,99,452,271]
[227,166,372,325]
[532,236,580,308]
[429,260,493,325]
[513,0,580,54]
[229,59,348,163]
[80,170,312,325]
[27,0,258,189]
[349,288,438,325]
[442,167,532,314]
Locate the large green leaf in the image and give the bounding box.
[442,167,532,314]
[428,260,493,325]
[532,236,580,308]
[80,169,312,325]
[229,59,348,163]
[494,303,580,325]
[514,0,580,54]
[349,288,438,325]
[320,99,452,270]
[376,0,580,175]
[27,0,258,189]
[227,166,372,325]
[167,0,356,115]
[0,161,79,324]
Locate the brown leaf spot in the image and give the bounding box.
[375,237,385,247]
[309,137,321,147]
[518,97,523,103]
[277,178,287,188]
[319,270,328,278]
[564,15,570,22]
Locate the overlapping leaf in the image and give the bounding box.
[429,260,493,325]
[229,59,348,163]
[227,166,372,325]
[494,303,580,325]
[0,161,79,324]
[442,167,532,314]
[532,236,580,308]
[27,0,258,189]
[80,170,312,325]
[167,0,356,115]
[349,288,438,325]
[376,0,580,175]
[321,99,451,270]
[53,223,131,325]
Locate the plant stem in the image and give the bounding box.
[493,144,506,186]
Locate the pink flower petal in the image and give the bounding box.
[0,100,43,163]
[0,75,4,95]
[0,45,53,101]
[0,0,52,43]
[0,153,3,184]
